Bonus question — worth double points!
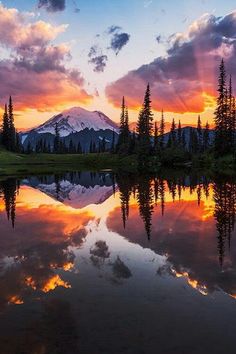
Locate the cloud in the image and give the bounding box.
[156,35,162,43]
[108,26,130,55]
[88,25,130,73]
[144,0,153,8]
[88,45,108,72]
[72,0,80,13]
[0,4,91,111]
[0,5,67,49]
[38,0,66,12]
[110,32,130,55]
[108,25,122,34]
[106,11,236,113]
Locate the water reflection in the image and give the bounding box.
[116,173,236,269]
[1,171,236,353]
[0,178,19,227]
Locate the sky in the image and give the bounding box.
[1,0,236,129]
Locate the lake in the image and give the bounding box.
[0,171,236,354]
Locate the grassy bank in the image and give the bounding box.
[1,146,236,177]
[0,148,138,176]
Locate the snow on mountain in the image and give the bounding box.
[36,180,116,209]
[31,107,119,137]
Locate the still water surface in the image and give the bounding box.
[0,171,236,354]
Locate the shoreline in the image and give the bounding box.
[0,149,236,177]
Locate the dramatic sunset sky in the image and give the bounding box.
[1,0,236,129]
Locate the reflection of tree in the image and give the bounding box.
[213,178,236,266]
[159,179,165,216]
[0,178,19,227]
[137,176,154,240]
[116,174,134,228]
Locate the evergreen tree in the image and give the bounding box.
[203,121,210,152]
[1,104,9,148]
[154,121,158,153]
[228,75,235,152]
[1,97,18,151]
[128,130,136,154]
[214,59,229,155]
[189,127,198,154]
[137,83,153,165]
[177,120,182,147]
[77,141,82,154]
[182,129,186,150]
[110,129,115,153]
[169,118,176,147]
[8,96,16,151]
[69,139,74,153]
[26,141,32,154]
[117,97,130,155]
[197,115,202,152]
[159,109,165,149]
[53,123,60,153]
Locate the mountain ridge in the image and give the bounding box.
[30,106,119,137]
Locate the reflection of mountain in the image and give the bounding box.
[24,172,116,209]
[0,184,91,311]
[36,182,115,208]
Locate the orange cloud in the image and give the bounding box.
[0,4,92,113]
[106,12,236,114]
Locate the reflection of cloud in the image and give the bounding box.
[41,274,71,293]
[107,194,236,299]
[0,185,92,310]
[90,240,110,268]
[90,240,110,259]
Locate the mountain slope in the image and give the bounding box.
[21,107,119,151]
[32,107,119,137]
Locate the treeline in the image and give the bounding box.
[0,96,21,152]
[115,85,211,166]
[115,58,236,166]
[25,122,114,154]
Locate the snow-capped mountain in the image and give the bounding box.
[31,107,119,137]
[21,107,119,151]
